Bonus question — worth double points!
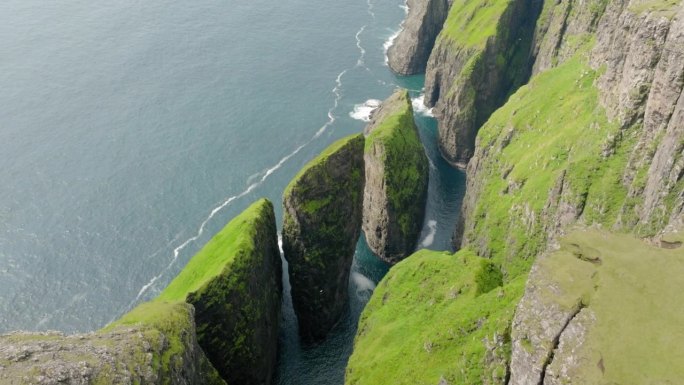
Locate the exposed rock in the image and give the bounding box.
[283,134,365,342]
[0,302,225,385]
[362,89,429,264]
[157,198,282,385]
[387,0,450,75]
[423,0,542,166]
[509,230,684,385]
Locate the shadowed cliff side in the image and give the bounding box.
[282,134,365,342]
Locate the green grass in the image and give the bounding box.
[628,0,680,18]
[536,230,684,383]
[158,198,272,302]
[440,0,514,47]
[365,90,428,239]
[465,56,624,276]
[346,249,526,385]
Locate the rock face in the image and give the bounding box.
[423,0,542,166]
[157,198,282,385]
[509,230,684,385]
[0,302,225,385]
[282,134,365,342]
[362,90,429,264]
[387,0,450,75]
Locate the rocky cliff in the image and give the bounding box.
[0,199,282,385]
[282,134,365,342]
[348,0,684,383]
[423,0,542,167]
[157,198,282,385]
[387,0,450,75]
[0,302,225,385]
[362,90,429,264]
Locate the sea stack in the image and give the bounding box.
[362,89,429,264]
[282,134,365,342]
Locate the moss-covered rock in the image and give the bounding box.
[0,302,226,385]
[283,134,365,342]
[509,229,684,385]
[157,198,282,385]
[362,90,429,264]
[346,249,525,385]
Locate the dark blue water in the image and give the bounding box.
[0,1,464,383]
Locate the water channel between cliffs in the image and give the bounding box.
[274,76,466,385]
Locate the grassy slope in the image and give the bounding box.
[346,249,526,385]
[440,0,513,47]
[540,230,684,383]
[467,55,625,276]
[365,90,427,238]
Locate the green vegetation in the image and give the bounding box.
[440,0,514,47]
[465,56,627,276]
[346,249,525,385]
[628,0,680,18]
[535,230,684,383]
[365,90,428,239]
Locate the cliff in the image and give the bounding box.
[423,0,542,167]
[282,134,365,342]
[0,199,282,385]
[348,0,684,383]
[157,198,282,385]
[0,302,225,385]
[387,0,450,75]
[362,90,429,264]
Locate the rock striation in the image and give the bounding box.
[387,0,450,75]
[0,302,225,385]
[282,134,365,342]
[362,89,429,264]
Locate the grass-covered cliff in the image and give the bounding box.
[283,134,365,341]
[1,199,282,385]
[362,89,429,264]
[348,0,684,383]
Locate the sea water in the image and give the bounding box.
[0,0,463,383]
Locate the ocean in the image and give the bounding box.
[0,0,464,383]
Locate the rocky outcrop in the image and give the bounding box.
[509,230,684,385]
[283,134,365,342]
[362,90,429,264]
[423,0,542,167]
[387,0,450,75]
[157,198,282,385]
[0,302,225,385]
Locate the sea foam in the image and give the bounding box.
[350,99,382,122]
[419,220,438,248]
[411,94,434,117]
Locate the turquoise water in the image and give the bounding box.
[0,0,463,383]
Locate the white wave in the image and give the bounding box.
[383,29,401,65]
[412,93,434,117]
[277,233,283,255]
[350,99,382,122]
[352,272,376,293]
[420,220,438,248]
[366,0,376,19]
[355,25,367,68]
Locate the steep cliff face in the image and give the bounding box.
[423,0,542,167]
[362,90,429,264]
[0,302,225,385]
[282,134,365,342]
[458,0,684,261]
[387,0,450,75]
[157,198,282,385]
